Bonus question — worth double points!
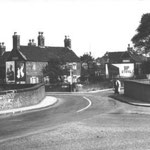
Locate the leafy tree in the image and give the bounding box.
[80,52,97,82]
[43,58,69,84]
[80,52,94,63]
[132,13,150,54]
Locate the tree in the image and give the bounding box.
[80,52,94,63]
[43,58,69,84]
[131,13,150,54]
[80,52,96,82]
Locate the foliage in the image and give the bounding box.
[131,13,150,54]
[80,52,98,82]
[80,52,94,62]
[43,58,69,83]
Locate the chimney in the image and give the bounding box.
[28,39,32,46]
[28,39,36,46]
[38,32,45,48]
[13,32,20,50]
[127,44,133,51]
[64,35,71,49]
[0,42,6,56]
[32,39,36,46]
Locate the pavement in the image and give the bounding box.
[0,96,58,115]
[111,92,150,107]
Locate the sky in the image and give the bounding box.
[0,0,150,58]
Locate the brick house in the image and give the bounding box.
[5,32,81,84]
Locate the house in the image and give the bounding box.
[97,45,147,79]
[5,32,81,84]
[0,43,10,83]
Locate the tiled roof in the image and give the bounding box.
[107,51,125,63]
[0,52,11,66]
[102,51,147,63]
[108,64,119,75]
[19,46,80,62]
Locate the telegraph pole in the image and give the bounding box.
[70,69,73,92]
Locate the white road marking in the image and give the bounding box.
[77,97,92,113]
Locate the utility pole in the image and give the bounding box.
[70,69,73,92]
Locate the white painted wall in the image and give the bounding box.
[112,63,134,78]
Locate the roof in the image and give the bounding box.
[108,64,119,75]
[101,50,147,64]
[0,52,11,66]
[107,51,125,63]
[18,46,80,62]
[128,51,147,62]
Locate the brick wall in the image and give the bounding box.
[73,62,81,76]
[124,80,150,102]
[26,61,48,83]
[0,83,45,110]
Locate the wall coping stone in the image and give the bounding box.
[0,83,45,95]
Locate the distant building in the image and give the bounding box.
[96,45,147,79]
[0,43,10,83]
[3,32,81,84]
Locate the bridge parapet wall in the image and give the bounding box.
[0,83,45,110]
[124,80,150,103]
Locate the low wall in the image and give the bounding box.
[0,83,45,110]
[124,80,150,102]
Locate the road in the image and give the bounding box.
[1,90,150,149]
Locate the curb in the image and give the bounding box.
[111,95,150,107]
[0,96,58,116]
[46,88,114,94]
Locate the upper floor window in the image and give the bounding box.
[72,63,77,70]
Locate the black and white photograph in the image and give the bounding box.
[1,0,150,149]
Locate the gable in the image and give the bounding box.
[7,49,26,61]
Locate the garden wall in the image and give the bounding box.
[124,80,150,102]
[0,83,45,110]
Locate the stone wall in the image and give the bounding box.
[124,80,150,102]
[0,83,45,110]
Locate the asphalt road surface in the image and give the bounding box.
[1,90,150,149]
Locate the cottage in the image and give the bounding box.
[5,32,81,84]
[98,45,147,79]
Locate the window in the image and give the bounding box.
[72,63,77,70]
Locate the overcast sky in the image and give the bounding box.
[0,0,150,58]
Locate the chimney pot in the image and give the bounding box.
[2,42,4,45]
